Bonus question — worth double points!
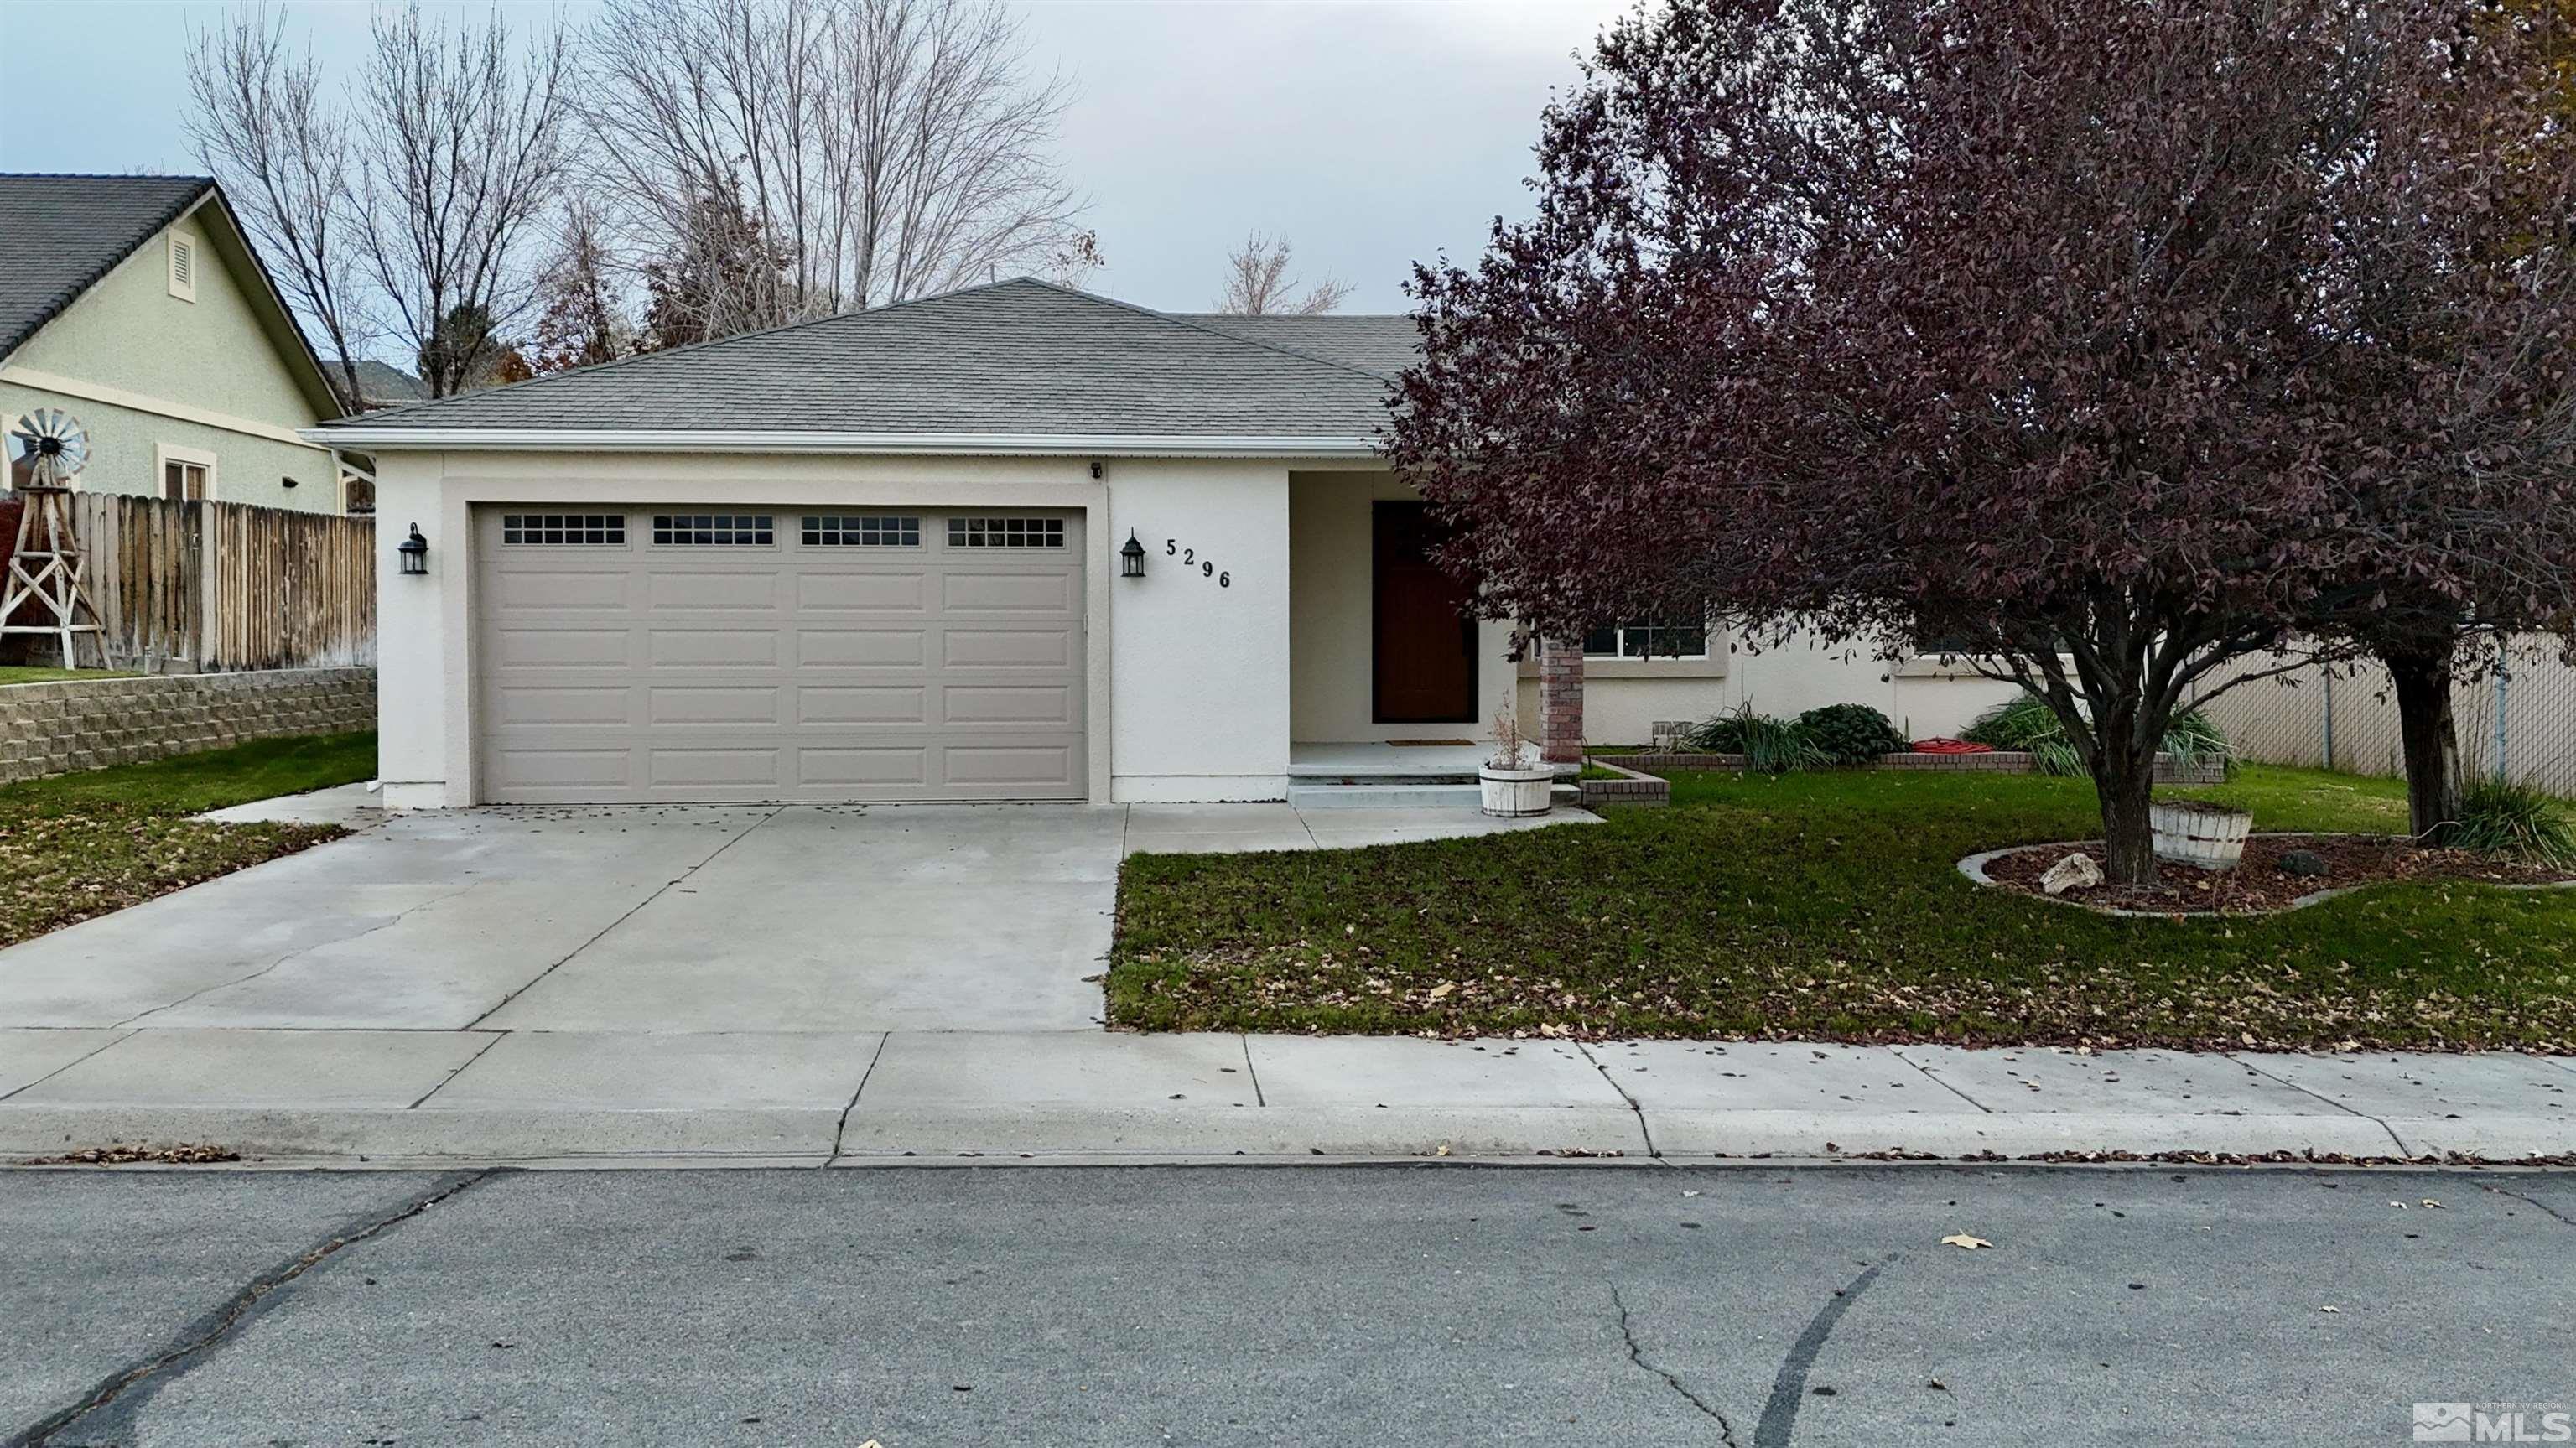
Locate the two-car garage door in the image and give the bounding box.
[474,507,1085,803]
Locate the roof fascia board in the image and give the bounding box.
[303,427,1381,458]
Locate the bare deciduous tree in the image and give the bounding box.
[1214,232,1351,315]
[356,5,577,397]
[185,4,372,409]
[584,0,1088,340]
[187,3,577,401]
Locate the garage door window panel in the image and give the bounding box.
[503,514,626,546]
[948,516,1064,548]
[803,515,921,547]
[653,514,775,546]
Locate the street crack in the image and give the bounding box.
[1611,1284,1740,1444]
[7,1169,500,1448]
[2487,1183,2576,1227]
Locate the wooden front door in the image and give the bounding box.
[1371,502,1478,724]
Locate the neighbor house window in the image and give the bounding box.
[652,514,773,546]
[155,444,216,501]
[1582,620,1709,659]
[947,516,1063,548]
[802,515,920,547]
[503,514,625,545]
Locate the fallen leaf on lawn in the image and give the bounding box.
[1940,1233,1992,1250]
[1426,982,1455,1001]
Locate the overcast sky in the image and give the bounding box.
[0,0,1629,319]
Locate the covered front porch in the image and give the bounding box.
[1284,469,1584,807]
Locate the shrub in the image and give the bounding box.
[1961,693,2231,779]
[2451,781,2576,866]
[1685,703,1825,774]
[1794,703,1909,765]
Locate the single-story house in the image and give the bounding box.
[315,278,2012,809]
[1,174,352,512]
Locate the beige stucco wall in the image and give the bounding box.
[0,380,331,511]
[1288,470,1516,742]
[2,202,337,511]
[1516,631,2019,746]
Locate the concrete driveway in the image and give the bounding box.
[0,805,1124,1034]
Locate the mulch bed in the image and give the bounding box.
[1982,833,2576,916]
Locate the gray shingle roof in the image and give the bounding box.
[1177,313,1420,379]
[1,174,216,360]
[325,359,432,408]
[320,279,1400,439]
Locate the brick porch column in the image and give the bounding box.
[1540,636,1585,764]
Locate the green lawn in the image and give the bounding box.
[0,732,377,949]
[1110,764,2576,1051]
[0,667,139,686]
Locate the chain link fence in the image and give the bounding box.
[2198,635,2576,799]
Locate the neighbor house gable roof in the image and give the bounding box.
[0,173,345,420]
[0,174,214,361]
[315,278,1398,452]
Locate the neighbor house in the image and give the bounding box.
[0,174,351,512]
[316,278,2013,809]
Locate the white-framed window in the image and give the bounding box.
[1582,619,1709,660]
[167,229,199,303]
[652,513,774,546]
[802,515,920,547]
[154,443,216,501]
[947,516,1064,548]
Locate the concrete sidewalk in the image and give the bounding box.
[5,1028,2571,1166]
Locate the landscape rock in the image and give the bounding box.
[2038,853,2105,895]
[2277,849,2330,878]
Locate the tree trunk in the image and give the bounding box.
[2096,741,2161,887]
[2384,646,2463,841]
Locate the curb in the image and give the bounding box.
[11,1103,2563,1169]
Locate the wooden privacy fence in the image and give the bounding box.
[0,492,375,672]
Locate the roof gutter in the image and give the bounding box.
[301,427,1381,459]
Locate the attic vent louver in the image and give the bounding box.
[168,232,197,302]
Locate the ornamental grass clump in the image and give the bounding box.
[1963,693,2232,780]
[2449,781,2576,867]
[1685,703,1824,775]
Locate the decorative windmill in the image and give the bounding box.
[2,409,112,670]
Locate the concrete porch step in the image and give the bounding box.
[1286,782,1585,811]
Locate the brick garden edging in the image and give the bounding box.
[1576,757,1670,807]
[0,667,376,784]
[1581,747,2229,808]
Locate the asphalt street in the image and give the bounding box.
[5,1165,2572,1447]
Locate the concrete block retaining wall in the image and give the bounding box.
[0,667,375,784]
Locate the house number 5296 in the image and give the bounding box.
[1165,538,1231,587]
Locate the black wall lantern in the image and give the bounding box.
[1119,528,1146,579]
[397,523,429,576]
